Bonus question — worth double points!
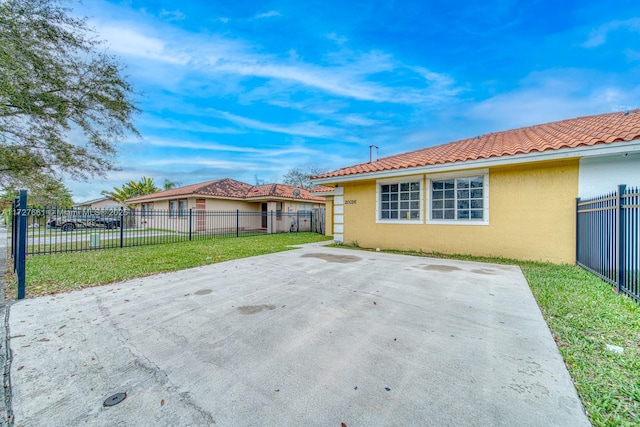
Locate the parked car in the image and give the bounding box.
[46,214,121,231]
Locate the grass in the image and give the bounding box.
[337,246,640,427]
[6,232,331,298]
[520,263,640,427]
[27,227,120,238]
[23,229,265,254]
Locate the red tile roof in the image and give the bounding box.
[314,110,640,180]
[310,186,335,193]
[245,183,321,200]
[126,178,325,203]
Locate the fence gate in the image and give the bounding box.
[312,208,326,235]
[576,184,640,302]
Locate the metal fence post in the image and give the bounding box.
[617,184,626,294]
[119,207,124,248]
[236,209,239,238]
[16,190,27,300]
[189,208,193,240]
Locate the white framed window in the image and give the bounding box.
[178,200,188,217]
[298,203,313,212]
[141,202,154,218]
[169,199,188,218]
[427,170,489,225]
[376,176,423,224]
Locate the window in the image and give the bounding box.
[178,200,188,217]
[297,203,313,212]
[276,202,282,220]
[378,179,422,222]
[429,174,487,223]
[169,199,187,218]
[141,202,154,218]
[170,200,188,218]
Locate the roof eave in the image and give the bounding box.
[311,190,335,196]
[125,194,325,204]
[125,193,245,204]
[246,196,325,203]
[312,139,640,185]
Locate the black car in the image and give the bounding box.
[46,214,121,231]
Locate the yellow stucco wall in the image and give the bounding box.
[324,198,334,237]
[339,159,579,263]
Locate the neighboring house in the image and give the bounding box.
[125,178,326,233]
[312,110,640,263]
[73,197,127,210]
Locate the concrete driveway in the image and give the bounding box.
[7,243,590,426]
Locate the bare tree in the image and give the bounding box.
[281,166,329,189]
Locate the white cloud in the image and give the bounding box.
[209,57,458,104]
[583,18,640,48]
[96,24,191,65]
[159,9,185,22]
[255,10,281,19]
[146,158,259,169]
[137,116,247,135]
[140,138,319,157]
[624,49,640,61]
[211,110,362,141]
[326,32,348,45]
[89,19,460,105]
[465,70,640,131]
[339,114,385,127]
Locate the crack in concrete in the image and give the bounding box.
[94,294,216,424]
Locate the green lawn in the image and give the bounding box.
[6,232,330,298]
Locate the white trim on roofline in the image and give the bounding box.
[313,139,640,185]
[311,190,335,197]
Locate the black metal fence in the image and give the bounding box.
[576,185,639,302]
[10,205,326,256]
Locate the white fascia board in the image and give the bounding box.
[311,191,335,197]
[313,139,640,185]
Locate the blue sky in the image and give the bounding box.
[68,0,640,201]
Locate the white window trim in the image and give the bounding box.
[426,169,489,226]
[376,175,424,224]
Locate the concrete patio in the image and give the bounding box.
[7,243,590,426]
